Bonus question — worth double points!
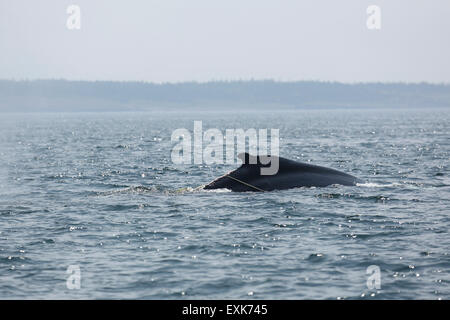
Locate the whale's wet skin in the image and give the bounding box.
[203,153,363,191]
[0,109,449,299]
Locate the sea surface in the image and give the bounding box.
[0,108,449,299]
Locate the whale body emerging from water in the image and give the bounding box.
[203,153,363,192]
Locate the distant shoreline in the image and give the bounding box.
[1,79,449,112]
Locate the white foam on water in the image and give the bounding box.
[357,182,402,188]
[200,187,232,193]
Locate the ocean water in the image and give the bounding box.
[0,108,449,299]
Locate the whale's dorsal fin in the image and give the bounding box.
[237,152,278,167]
[237,152,258,165]
[237,153,312,174]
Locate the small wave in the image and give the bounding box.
[95,185,160,196]
[95,185,212,196]
[316,193,395,203]
[306,253,325,262]
[169,187,198,194]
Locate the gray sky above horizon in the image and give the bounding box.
[1,0,450,83]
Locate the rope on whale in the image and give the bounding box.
[225,175,266,192]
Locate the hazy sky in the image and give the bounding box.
[1,0,449,83]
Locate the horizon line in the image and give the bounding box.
[1,78,450,86]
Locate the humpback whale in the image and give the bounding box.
[203,153,363,192]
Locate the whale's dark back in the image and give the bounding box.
[203,154,363,192]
